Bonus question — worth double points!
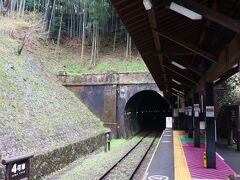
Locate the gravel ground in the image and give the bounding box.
[44,135,145,180]
[132,134,161,180]
[103,133,157,180]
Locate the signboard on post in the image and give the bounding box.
[188,106,192,116]
[194,104,200,117]
[2,153,33,180]
[166,117,173,128]
[185,107,188,115]
[206,106,215,117]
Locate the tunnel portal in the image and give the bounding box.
[124,90,172,137]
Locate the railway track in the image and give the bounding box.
[99,131,160,180]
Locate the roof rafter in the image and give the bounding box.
[163,64,199,85]
[154,50,194,56]
[163,55,204,76]
[154,29,218,63]
[168,0,240,34]
[147,2,168,93]
[168,76,193,89]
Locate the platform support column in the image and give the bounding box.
[237,105,240,151]
[184,101,188,133]
[188,98,193,138]
[193,93,200,148]
[237,63,240,151]
[205,82,216,169]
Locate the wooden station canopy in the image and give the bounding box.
[112,0,240,100]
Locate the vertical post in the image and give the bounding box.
[193,93,200,147]
[188,98,193,138]
[237,105,240,151]
[237,62,240,151]
[205,82,216,168]
[177,93,180,130]
[185,101,188,133]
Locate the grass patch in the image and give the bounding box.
[58,136,144,180]
[62,59,148,75]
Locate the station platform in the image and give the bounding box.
[145,130,238,180]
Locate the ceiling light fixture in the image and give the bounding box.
[169,2,202,20]
[172,88,185,95]
[171,61,187,70]
[172,79,181,85]
[172,88,178,92]
[232,64,238,68]
[143,0,152,10]
[179,91,185,95]
[213,78,221,84]
[172,93,178,97]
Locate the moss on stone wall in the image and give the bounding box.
[30,133,105,179]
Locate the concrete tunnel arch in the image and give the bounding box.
[124,90,172,137]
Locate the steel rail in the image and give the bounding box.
[129,132,159,180]
[98,132,150,180]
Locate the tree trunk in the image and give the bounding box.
[0,0,3,15]
[3,0,10,15]
[126,32,129,58]
[42,0,51,31]
[21,0,25,16]
[113,13,117,52]
[47,0,56,38]
[90,26,95,65]
[57,12,63,47]
[80,0,86,62]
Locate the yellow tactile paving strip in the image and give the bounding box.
[173,131,191,180]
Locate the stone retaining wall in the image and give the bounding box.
[0,133,106,179]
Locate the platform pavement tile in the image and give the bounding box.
[180,136,205,143]
[182,142,236,179]
[173,131,191,180]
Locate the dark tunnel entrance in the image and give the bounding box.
[124,90,172,137]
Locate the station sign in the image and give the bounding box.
[185,107,188,115]
[2,153,33,180]
[188,106,192,116]
[166,117,173,128]
[119,88,126,98]
[206,106,215,117]
[194,104,200,117]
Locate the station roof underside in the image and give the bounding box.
[112,0,240,100]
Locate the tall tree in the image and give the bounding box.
[88,0,110,65]
[47,0,56,38]
[80,0,86,62]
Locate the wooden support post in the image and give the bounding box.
[237,105,240,151]
[205,82,216,169]
[193,93,200,148]
[185,101,188,133]
[188,98,193,138]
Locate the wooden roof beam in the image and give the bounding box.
[118,1,140,12]
[154,50,194,56]
[195,35,240,92]
[167,90,185,98]
[168,78,193,89]
[147,2,168,93]
[163,65,199,85]
[128,22,149,32]
[163,55,204,76]
[154,29,218,63]
[169,0,240,34]
[168,81,190,92]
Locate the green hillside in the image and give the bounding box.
[0,15,108,178]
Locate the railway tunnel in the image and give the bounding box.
[124,90,172,137]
